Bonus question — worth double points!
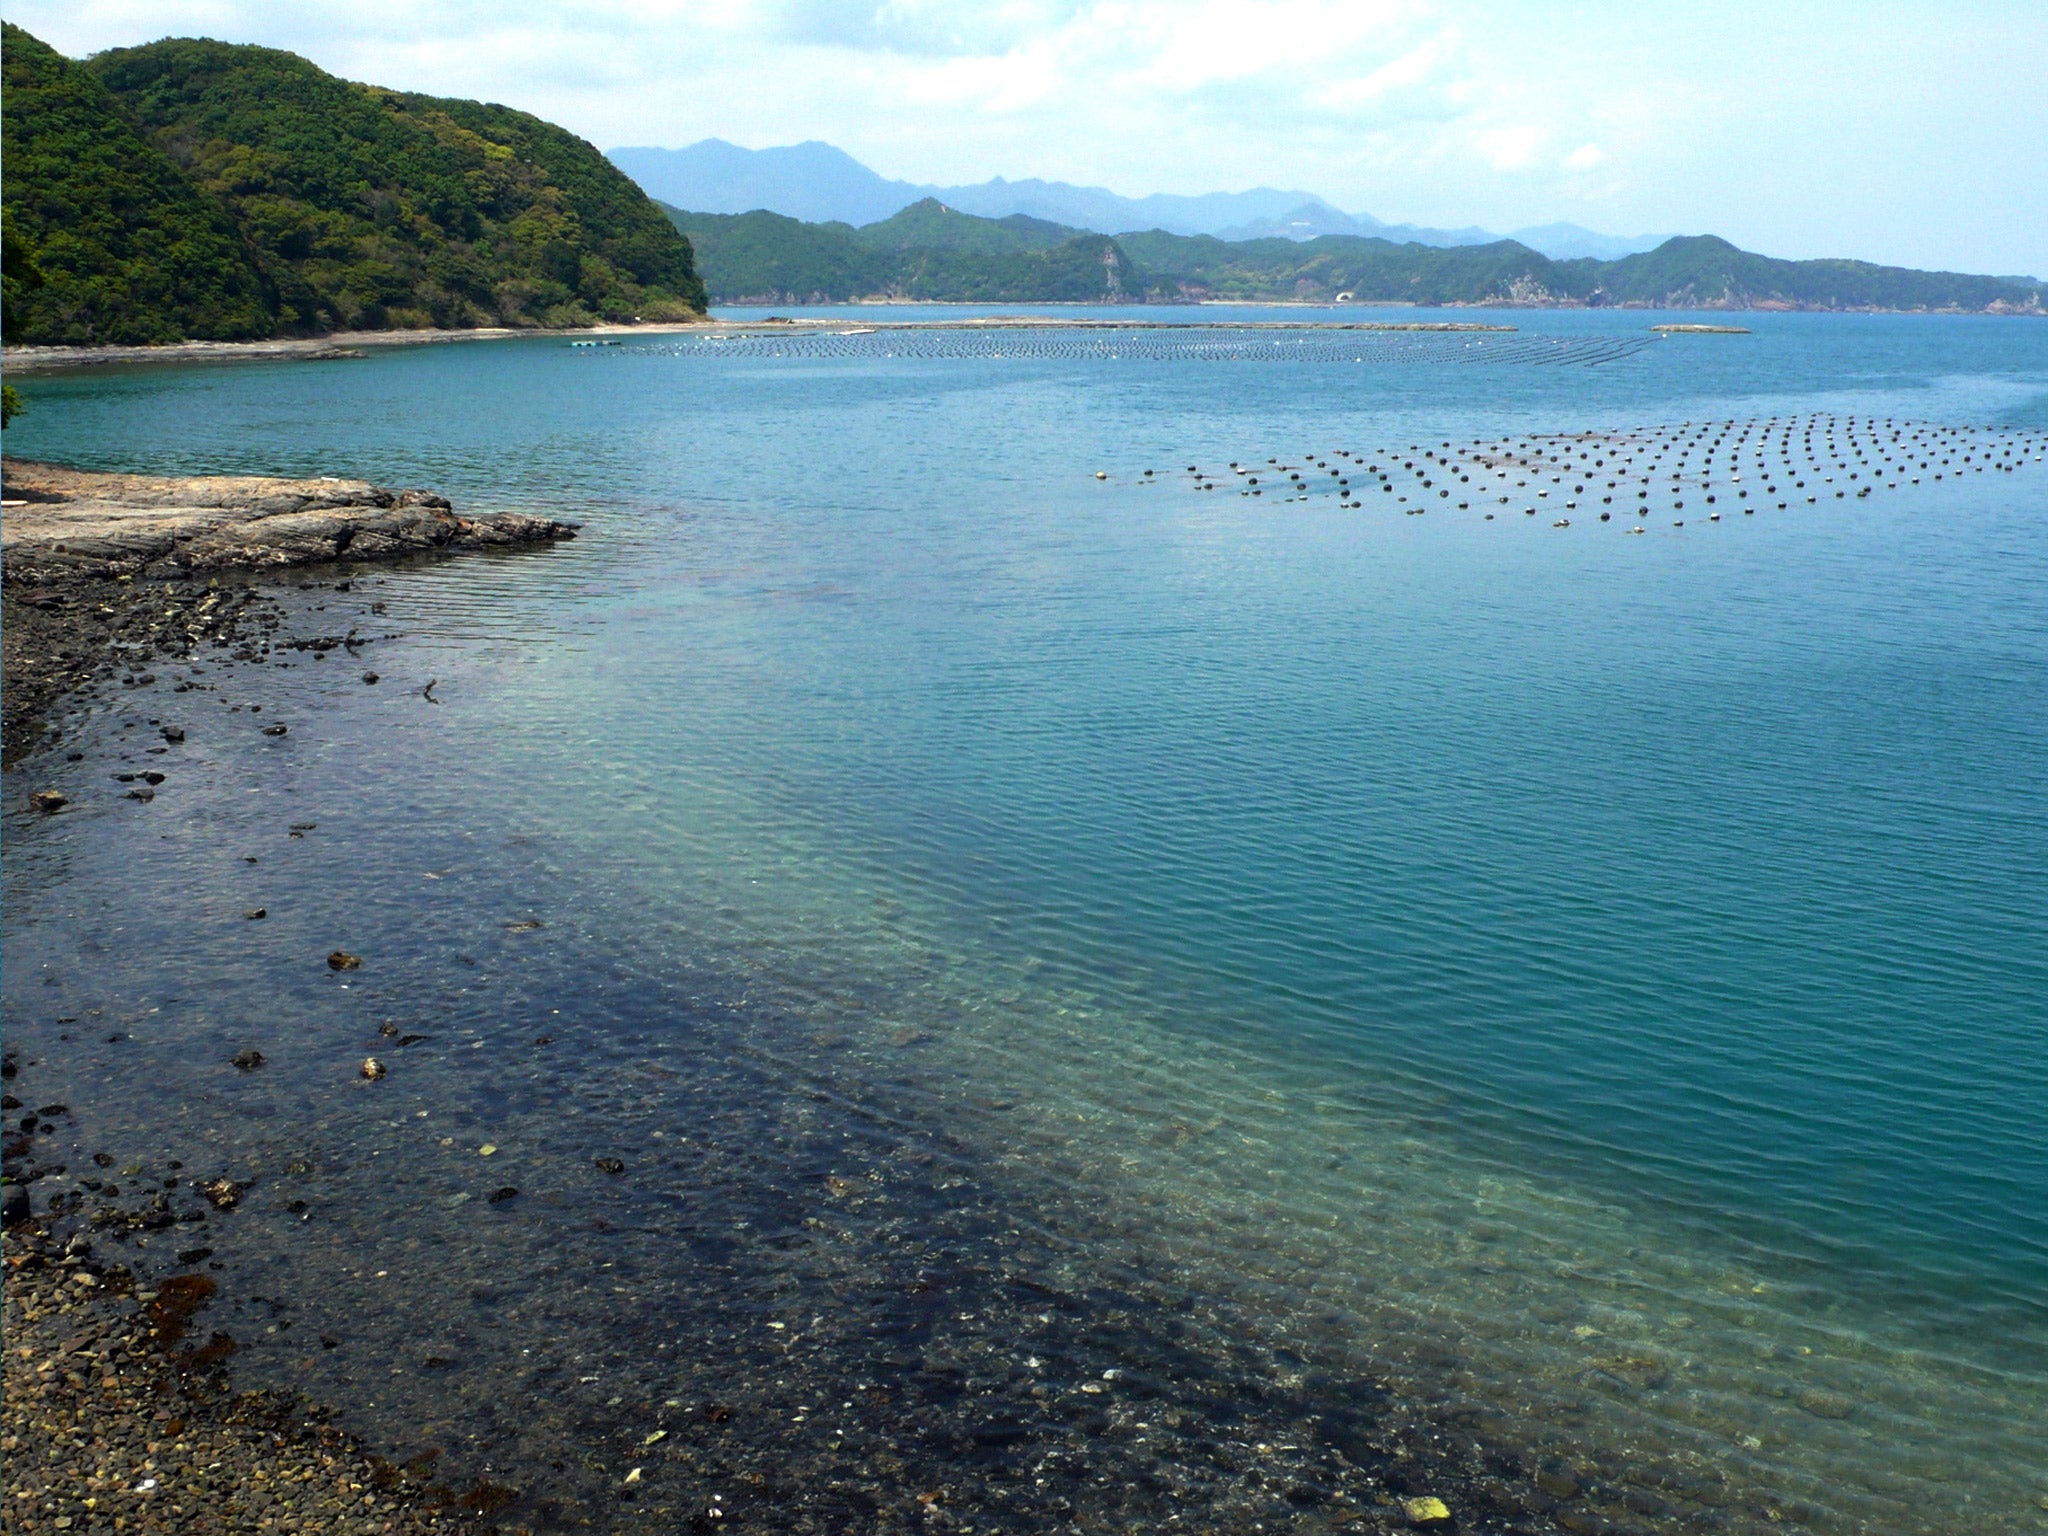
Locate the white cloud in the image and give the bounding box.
[894,40,1065,113]
[1474,124,1543,172]
[1317,32,1462,114]
[7,0,2045,275]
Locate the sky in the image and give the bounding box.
[12,1,2046,278]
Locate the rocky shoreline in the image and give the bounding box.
[0,460,578,1532]
[0,462,576,763]
[2,1170,496,1534]
[2,462,578,586]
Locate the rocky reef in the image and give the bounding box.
[2,462,576,583]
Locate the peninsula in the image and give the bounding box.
[0,24,706,348]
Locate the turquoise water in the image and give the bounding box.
[6,308,2048,1532]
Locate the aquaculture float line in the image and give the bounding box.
[1132,413,2046,525]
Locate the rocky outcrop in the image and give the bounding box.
[1,461,576,584]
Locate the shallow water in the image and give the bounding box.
[5,307,2048,1532]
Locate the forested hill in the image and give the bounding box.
[669,201,1145,305]
[669,196,2042,314]
[1,25,705,346]
[0,26,275,343]
[1123,231,2044,312]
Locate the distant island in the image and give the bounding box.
[0,25,705,348]
[668,199,2045,315]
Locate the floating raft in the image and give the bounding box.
[629,326,1652,367]
[737,316,1516,333]
[1652,324,1752,334]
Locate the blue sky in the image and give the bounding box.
[13,1,2045,277]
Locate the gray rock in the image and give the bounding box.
[2,462,579,582]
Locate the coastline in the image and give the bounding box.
[0,462,567,1530]
[1,460,575,763]
[2,320,710,378]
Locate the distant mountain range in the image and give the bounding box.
[607,139,1670,261]
[665,198,2046,315]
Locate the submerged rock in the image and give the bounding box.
[198,1178,245,1210]
[1796,1388,1857,1420]
[1536,1470,1580,1499]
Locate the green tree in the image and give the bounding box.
[3,206,48,342]
[2,207,47,424]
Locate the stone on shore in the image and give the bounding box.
[1404,1495,1454,1527]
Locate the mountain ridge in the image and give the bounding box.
[667,201,1144,306]
[608,138,1671,260]
[665,200,2044,314]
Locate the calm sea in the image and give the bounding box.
[5,306,2046,1533]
